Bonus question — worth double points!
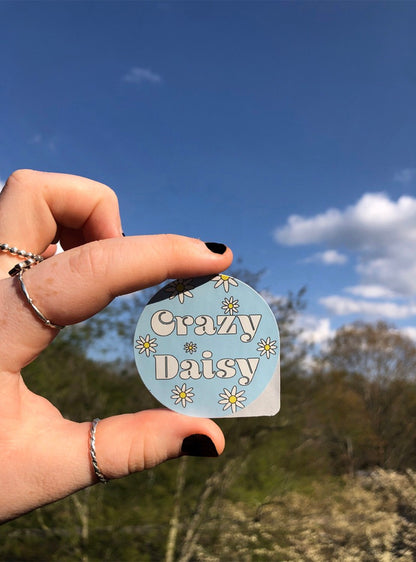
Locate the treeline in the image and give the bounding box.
[2,287,416,560]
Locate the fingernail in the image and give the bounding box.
[122,232,126,237]
[205,242,227,255]
[181,434,219,457]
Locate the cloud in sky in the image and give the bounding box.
[400,326,416,343]
[275,192,416,297]
[122,67,162,85]
[345,284,398,299]
[262,290,334,351]
[303,249,348,265]
[296,314,333,346]
[29,133,57,152]
[320,295,416,320]
[394,168,416,185]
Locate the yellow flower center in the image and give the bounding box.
[180,391,187,399]
[229,395,237,404]
[176,283,184,292]
[221,275,229,280]
[228,303,234,309]
[264,344,270,351]
[144,342,150,348]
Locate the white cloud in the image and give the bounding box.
[260,290,334,347]
[320,295,416,320]
[303,249,347,265]
[296,314,334,346]
[29,133,57,152]
[345,284,399,299]
[275,192,416,297]
[394,168,416,185]
[399,326,416,343]
[123,67,162,85]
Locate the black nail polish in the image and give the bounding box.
[122,232,126,237]
[181,434,219,457]
[205,242,227,255]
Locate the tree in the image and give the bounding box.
[315,321,416,471]
[320,320,416,382]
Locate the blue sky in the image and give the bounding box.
[1,1,416,346]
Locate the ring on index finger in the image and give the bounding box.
[9,260,65,330]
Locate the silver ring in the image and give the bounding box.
[90,418,109,484]
[14,267,65,330]
[0,242,44,263]
[8,258,37,278]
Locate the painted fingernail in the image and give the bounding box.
[122,232,126,237]
[181,434,219,457]
[205,242,227,255]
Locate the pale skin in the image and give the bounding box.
[0,169,233,523]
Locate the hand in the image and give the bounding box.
[0,170,233,522]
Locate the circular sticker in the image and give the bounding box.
[134,274,280,418]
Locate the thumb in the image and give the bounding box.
[5,410,224,520]
[92,410,225,479]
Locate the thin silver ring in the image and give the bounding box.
[90,418,109,484]
[16,268,65,330]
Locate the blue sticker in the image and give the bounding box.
[134,274,280,418]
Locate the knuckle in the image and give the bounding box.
[4,169,34,191]
[68,240,109,281]
[106,186,119,204]
[3,170,48,207]
[158,233,176,251]
[160,233,183,257]
[93,181,119,206]
[152,234,179,278]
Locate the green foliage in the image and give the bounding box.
[22,338,158,421]
[5,276,416,560]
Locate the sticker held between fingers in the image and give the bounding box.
[134,274,280,418]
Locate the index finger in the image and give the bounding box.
[0,170,122,274]
[1,235,233,372]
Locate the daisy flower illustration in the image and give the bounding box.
[212,274,238,293]
[165,279,194,303]
[257,337,277,359]
[221,296,239,315]
[184,341,197,354]
[171,384,195,408]
[218,385,246,414]
[135,334,158,357]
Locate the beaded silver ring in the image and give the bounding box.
[0,242,44,263]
